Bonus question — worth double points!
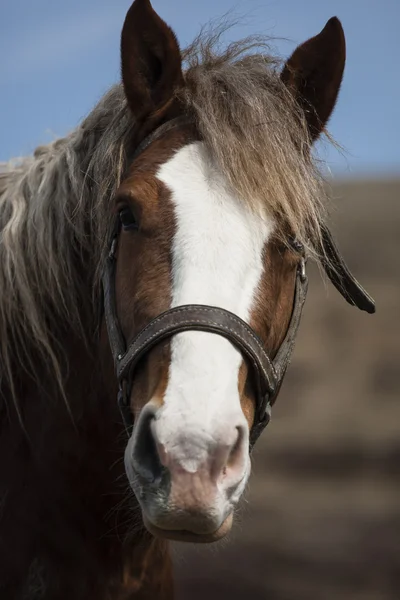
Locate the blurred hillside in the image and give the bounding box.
[174,178,400,600]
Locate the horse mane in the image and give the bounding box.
[0,27,328,416]
[0,85,132,414]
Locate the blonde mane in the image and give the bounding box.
[0,29,328,412]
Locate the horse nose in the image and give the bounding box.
[130,403,165,484]
[130,403,248,493]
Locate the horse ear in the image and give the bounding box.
[121,0,184,122]
[281,17,346,141]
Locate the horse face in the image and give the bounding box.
[109,0,345,541]
[112,130,298,541]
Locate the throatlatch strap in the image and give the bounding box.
[319,224,375,314]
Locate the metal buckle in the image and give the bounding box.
[299,257,306,282]
[263,399,272,426]
[258,393,272,426]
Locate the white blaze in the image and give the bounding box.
[155,142,274,472]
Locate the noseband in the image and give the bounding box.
[102,117,375,449]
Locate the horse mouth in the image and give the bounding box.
[142,512,233,543]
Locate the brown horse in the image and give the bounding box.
[0,1,374,598]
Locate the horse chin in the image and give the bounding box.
[142,512,234,544]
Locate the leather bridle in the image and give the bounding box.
[102,118,376,449]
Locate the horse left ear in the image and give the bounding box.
[121,0,184,123]
[281,17,346,141]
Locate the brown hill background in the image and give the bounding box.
[173,178,400,600]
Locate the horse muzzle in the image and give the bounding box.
[124,402,250,541]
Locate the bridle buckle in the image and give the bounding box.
[299,257,306,282]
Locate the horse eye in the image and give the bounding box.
[119,207,139,231]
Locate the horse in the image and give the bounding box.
[0,0,375,598]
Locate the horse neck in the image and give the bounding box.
[0,321,173,598]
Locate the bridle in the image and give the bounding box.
[102,117,376,449]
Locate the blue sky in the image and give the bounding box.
[0,0,399,176]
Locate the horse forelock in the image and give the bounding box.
[0,25,330,418]
[181,28,330,249]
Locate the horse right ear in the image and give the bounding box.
[121,0,184,123]
[281,17,346,141]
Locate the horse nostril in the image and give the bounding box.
[208,423,248,486]
[216,424,247,488]
[131,405,164,485]
[227,425,245,470]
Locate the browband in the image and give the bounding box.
[131,116,194,161]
